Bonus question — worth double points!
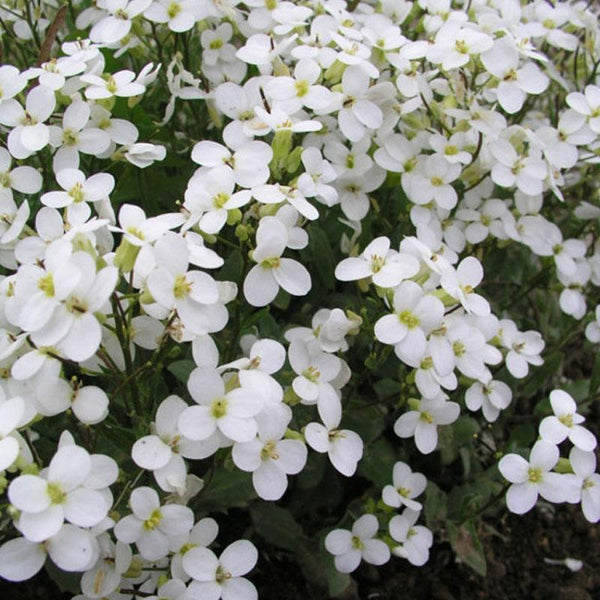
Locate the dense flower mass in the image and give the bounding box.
[0,0,599,597]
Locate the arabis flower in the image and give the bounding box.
[389,509,433,566]
[184,540,259,600]
[324,515,390,573]
[539,390,597,452]
[499,440,574,514]
[114,486,194,561]
[335,236,419,288]
[243,217,311,307]
[382,461,427,510]
[394,397,460,455]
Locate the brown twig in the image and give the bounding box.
[36,5,67,66]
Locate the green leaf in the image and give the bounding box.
[308,225,336,290]
[195,467,254,512]
[325,559,352,598]
[250,503,303,551]
[373,378,402,400]
[102,423,137,454]
[218,249,243,281]
[45,562,81,595]
[167,360,195,384]
[589,352,600,400]
[452,416,480,446]
[293,542,351,598]
[521,351,564,398]
[424,482,447,530]
[447,520,487,576]
[357,438,397,487]
[342,404,385,443]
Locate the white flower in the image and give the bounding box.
[304,399,363,477]
[41,169,115,210]
[177,367,262,443]
[0,65,28,105]
[499,320,545,379]
[465,380,512,423]
[47,100,111,173]
[80,535,132,598]
[297,147,338,207]
[191,140,272,188]
[403,155,461,210]
[427,22,492,70]
[374,281,445,361]
[252,183,318,221]
[389,508,433,566]
[146,232,222,335]
[0,525,98,581]
[394,397,460,455]
[382,461,427,511]
[324,515,390,573]
[566,85,600,134]
[90,0,152,44]
[0,86,56,159]
[265,58,334,113]
[335,236,419,288]
[144,0,200,32]
[440,256,490,316]
[82,70,146,100]
[184,165,252,234]
[123,142,166,168]
[28,253,118,362]
[232,408,307,501]
[0,147,43,201]
[185,540,258,600]
[539,390,597,452]
[8,445,112,542]
[132,395,219,492]
[0,394,25,471]
[289,338,341,398]
[569,448,600,523]
[585,305,600,343]
[336,65,387,142]
[243,217,311,307]
[114,486,194,561]
[171,517,219,581]
[480,36,549,114]
[498,440,576,514]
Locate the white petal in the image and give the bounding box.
[325,529,352,555]
[47,525,97,572]
[18,506,64,542]
[273,259,311,296]
[506,482,538,514]
[222,577,258,600]
[243,265,279,307]
[132,435,172,470]
[9,475,50,513]
[220,540,258,577]
[48,445,90,490]
[0,538,46,581]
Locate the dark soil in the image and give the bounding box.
[252,505,599,600]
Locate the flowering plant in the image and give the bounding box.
[0,0,599,597]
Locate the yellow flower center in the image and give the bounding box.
[210,397,228,419]
[47,482,66,505]
[399,310,419,329]
[173,274,192,299]
[143,508,163,530]
[38,273,55,297]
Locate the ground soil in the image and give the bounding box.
[251,505,600,600]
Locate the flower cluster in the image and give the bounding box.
[0,0,599,596]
